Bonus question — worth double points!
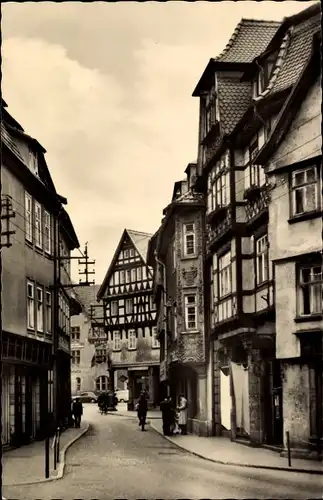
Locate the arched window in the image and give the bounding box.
[76,377,81,392]
[96,376,108,392]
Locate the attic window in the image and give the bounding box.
[28,149,39,176]
[202,85,217,139]
[253,51,278,98]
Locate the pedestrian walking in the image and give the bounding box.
[160,396,173,436]
[72,397,83,428]
[137,391,148,431]
[177,394,188,435]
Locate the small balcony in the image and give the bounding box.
[244,184,270,223]
[206,210,232,251]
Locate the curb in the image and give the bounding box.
[3,423,90,487]
[149,423,323,476]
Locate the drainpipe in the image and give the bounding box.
[154,250,169,396]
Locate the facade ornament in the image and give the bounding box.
[182,266,198,286]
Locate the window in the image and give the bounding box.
[28,150,38,175]
[113,331,121,350]
[130,248,135,257]
[124,249,129,259]
[44,211,51,254]
[183,223,196,256]
[72,350,80,366]
[125,299,133,314]
[76,377,81,392]
[36,287,43,332]
[291,167,319,216]
[25,192,32,242]
[137,267,142,281]
[219,252,232,298]
[111,301,118,316]
[184,295,197,331]
[256,235,269,285]
[95,348,107,363]
[71,326,80,341]
[173,307,177,340]
[128,329,137,350]
[207,162,230,214]
[120,270,125,284]
[34,202,42,248]
[27,281,35,329]
[203,86,217,138]
[298,265,322,316]
[131,269,136,282]
[96,376,108,392]
[152,326,159,348]
[45,290,52,334]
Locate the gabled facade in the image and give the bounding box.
[97,229,160,406]
[1,101,79,447]
[256,27,322,457]
[148,164,212,435]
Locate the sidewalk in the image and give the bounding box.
[150,419,323,475]
[2,421,89,486]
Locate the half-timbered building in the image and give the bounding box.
[191,3,321,447]
[256,26,322,458]
[97,229,160,407]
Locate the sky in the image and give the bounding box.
[2,1,316,283]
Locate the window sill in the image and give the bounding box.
[27,328,35,333]
[182,330,199,334]
[288,210,322,225]
[295,314,323,323]
[112,348,121,352]
[128,347,137,351]
[25,239,33,249]
[182,254,197,260]
[152,345,160,349]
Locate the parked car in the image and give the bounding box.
[115,389,129,403]
[72,391,98,403]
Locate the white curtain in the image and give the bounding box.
[231,362,250,435]
[220,369,231,430]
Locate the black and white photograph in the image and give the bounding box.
[1,1,322,499]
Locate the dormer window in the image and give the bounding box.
[253,51,278,98]
[202,85,218,140]
[28,149,38,176]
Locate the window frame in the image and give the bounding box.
[34,201,43,249]
[76,377,81,392]
[71,326,81,341]
[112,331,121,351]
[36,286,44,333]
[125,298,133,314]
[45,290,52,334]
[291,166,319,217]
[184,294,198,331]
[72,349,81,366]
[111,300,118,316]
[25,192,33,243]
[44,210,51,254]
[255,235,269,286]
[128,329,137,350]
[152,326,160,348]
[207,160,230,214]
[202,85,217,139]
[27,280,35,330]
[218,251,232,299]
[297,264,323,317]
[183,222,196,257]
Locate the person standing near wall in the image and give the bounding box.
[177,394,188,435]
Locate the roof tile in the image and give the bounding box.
[216,20,280,63]
[269,13,321,95]
[218,78,252,134]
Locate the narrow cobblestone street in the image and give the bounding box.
[3,405,322,500]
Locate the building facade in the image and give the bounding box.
[1,100,80,447]
[96,229,160,407]
[147,164,213,435]
[70,285,113,396]
[256,27,322,457]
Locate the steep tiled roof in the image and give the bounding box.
[72,285,102,321]
[127,230,152,264]
[269,13,321,95]
[216,20,280,63]
[218,78,252,135]
[97,229,152,300]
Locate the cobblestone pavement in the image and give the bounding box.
[3,405,323,500]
